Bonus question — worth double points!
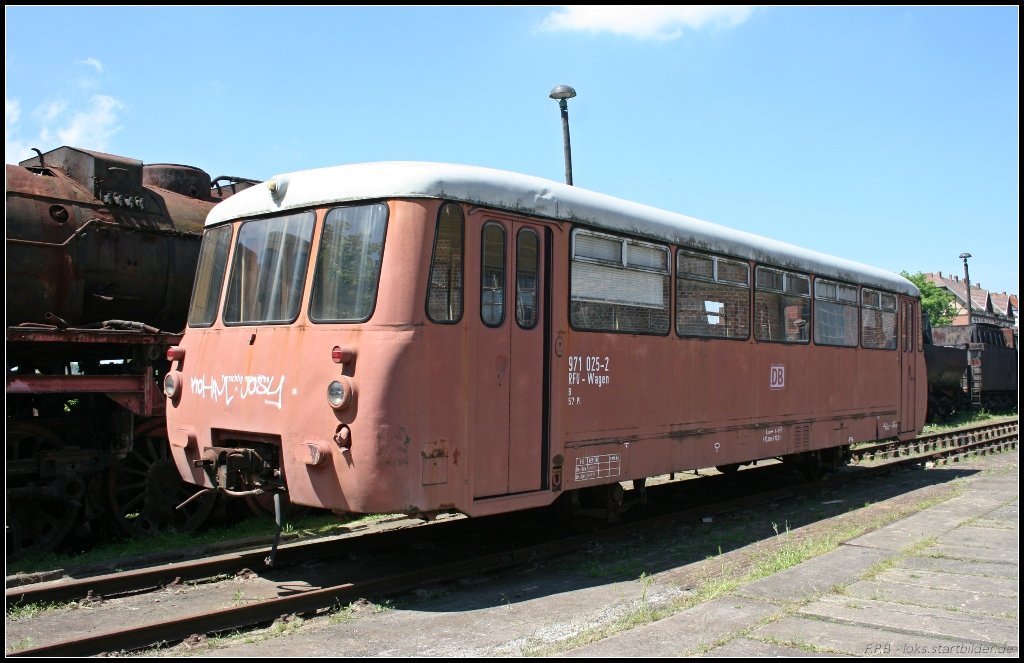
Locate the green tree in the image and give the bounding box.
[901,271,957,326]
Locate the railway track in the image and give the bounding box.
[851,418,1018,463]
[6,418,1017,657]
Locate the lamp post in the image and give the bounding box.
[549,84,577,185]
[959,252,973,325]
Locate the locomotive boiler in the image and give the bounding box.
[6,146,257,558]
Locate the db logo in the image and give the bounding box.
[769,365,785,390]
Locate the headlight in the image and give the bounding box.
[327,377,355,410]
[164,372,182,399]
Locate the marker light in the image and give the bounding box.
[164,372,182,399]
[331,346,356,364]
[327,377,355,410]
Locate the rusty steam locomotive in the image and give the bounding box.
[923,321,1018,421]
[6,146,257,558]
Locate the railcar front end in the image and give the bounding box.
[166,198,475,517]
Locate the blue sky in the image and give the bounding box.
[5,6,1019,296]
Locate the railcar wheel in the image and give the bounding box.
[785,447,848,481]
[554,490,598,533]
[6,422,82,560]
[107,420,217,536]
[716,463,741,475]
[555,483,630,532]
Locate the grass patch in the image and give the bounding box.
[268,614,305,635]
[920,410,1016,436]
[904,535,940,556]
[751,634,843,654]
[327,598,394,625]
[5,637,37,654]
[5,601,73,621]
[6,511,398,577]
[687,628,751,656]
[958,515,1017,530]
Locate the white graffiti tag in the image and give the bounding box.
[190,374,286,409]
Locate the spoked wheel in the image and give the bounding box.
[107,419,217,536]
[6,422,82,560]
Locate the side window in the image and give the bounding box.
[516,229,539,329]
[676,250,750,339]
[188,224,233,327]
[426,204,464,323]
[813,279,859,346]
[862,289,898,349]
[481,222,506,327]
[754,266,810,343]
[570,229,670,334]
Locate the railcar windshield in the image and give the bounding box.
[188,225,233,327]
[187,204,390,327]
[309,203,388,322]
[223,211,316,324]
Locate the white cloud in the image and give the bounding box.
[6,94,124,163]
[7,57,124,163]
[6,97,21,126]
[35,100,68,124]
[540,6,754,40]
[6,97,32,163]
[5,138,34,164]
[56,95,123,149]
[78,57,104,74]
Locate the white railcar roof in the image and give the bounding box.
[207,161,917,296]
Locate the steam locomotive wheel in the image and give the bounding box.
[107,420,217,536]
[6,422,82,559]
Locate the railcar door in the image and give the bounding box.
[900,298,918,433]
[473,215,550,497]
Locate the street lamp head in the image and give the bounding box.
[549,85,577,101]
[959,252,972,260]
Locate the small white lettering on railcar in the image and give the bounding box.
[566,354,612,406]
[189,373,286,409]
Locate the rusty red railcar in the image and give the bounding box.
[165,162,928,523]
[5,146,256,557]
